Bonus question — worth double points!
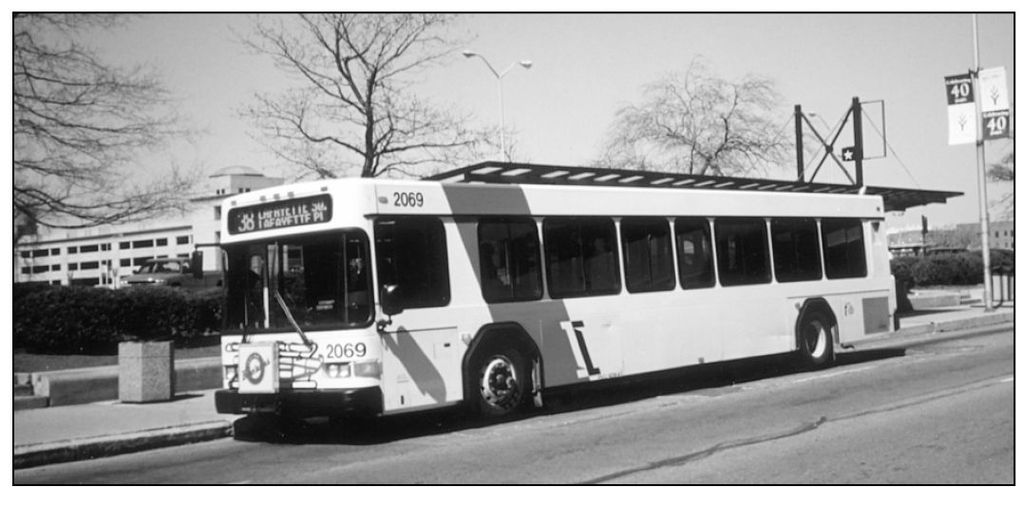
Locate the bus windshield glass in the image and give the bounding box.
[223,230,373,332]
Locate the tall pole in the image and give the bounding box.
[971,14,994,311]
[463,51,532,162]
[497,78,506,162]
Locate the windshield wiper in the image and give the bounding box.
[272,289,317,357]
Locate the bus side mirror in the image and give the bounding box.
[191,250,204,279]
[380,284,403,317]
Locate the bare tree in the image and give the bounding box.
[14,13,194,243]
[600,58,790,176]
[987,148,1014,219]
[242,14,483,179]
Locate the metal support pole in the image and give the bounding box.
[497,78,507,161]
[795,105,804,182]
[851,96,864,187]
[972,14,994,312]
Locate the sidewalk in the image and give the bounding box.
[13,304,1014,470]
[14,389,241,469]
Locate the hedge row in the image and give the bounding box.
[891,250,1014,288]
[13,285,222,354]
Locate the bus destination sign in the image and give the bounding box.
[227,194,332,234]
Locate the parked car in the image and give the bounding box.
[123,257,221,290]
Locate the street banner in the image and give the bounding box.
[947,103,977,145]
[946,74,977,145]
[978,67,1009,112]
[978,67,1011,141]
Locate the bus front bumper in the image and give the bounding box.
[215,387,383,418]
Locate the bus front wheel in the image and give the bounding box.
[798,311,834,369]
[472,346,531,418]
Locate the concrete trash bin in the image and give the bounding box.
[119,341,175,403]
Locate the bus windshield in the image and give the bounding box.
[223,230,373,332]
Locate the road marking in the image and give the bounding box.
[791,364,878,384]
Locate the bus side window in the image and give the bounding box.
[821,219,867,279]
[621,217,675,293]
[374,217,450,309]
[478,218,542,303]
[714,218,771,286]
[544,217,620,299]
[674,217,715,289]
[771,218,822,283]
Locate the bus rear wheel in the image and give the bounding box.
[798,311,834,369]
[472,346,531,418]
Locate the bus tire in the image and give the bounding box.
[798,311,834,369]
[470,345,532,418]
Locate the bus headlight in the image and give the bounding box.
[325,362,351,378]
[354,359,381,379]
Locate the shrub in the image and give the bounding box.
[13,285,222,354]
[891,252,986,288]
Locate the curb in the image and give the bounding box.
[14,420,234,470]
[846,311,1014,350]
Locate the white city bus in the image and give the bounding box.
[214,162,959,421]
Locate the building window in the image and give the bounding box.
[21,267,30,274]
[133,257,154,266]
[132,239,153,248]
[374,216,450,309]
[32,265,50,273]
[68,246,78,254]
[80,244,99,253]
[80,261,100,270]
[101,243,111,251]
[821,219,867,279]
[543,217,621,299]
[32,249,50,258]
[675,217,716,289]
[156,238,168,246]
[771,218,822,283]
[21,251,30,258]
[51,264,61,272]
[177,235,190,245]
[621,217,675,293]
[120,241,131,249]
[51,248,60,255]
[120,259,131,267]
[714,218,772,286]
[69,263,79,271]
[477,218,543,303]
[214,206,222,220]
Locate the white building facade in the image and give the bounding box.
[14,167,284,287]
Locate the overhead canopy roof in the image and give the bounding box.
[427,161,962,212]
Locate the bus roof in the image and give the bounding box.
[427,161,963,212]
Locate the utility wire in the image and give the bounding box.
[863,110,922,189]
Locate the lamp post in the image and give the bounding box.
[462,50,532,161]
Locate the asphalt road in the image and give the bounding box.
[15,324,1014,484]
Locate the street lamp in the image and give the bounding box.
[462,50,532,161]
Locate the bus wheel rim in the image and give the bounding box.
[808,321,828,359]
[480,355,520,409]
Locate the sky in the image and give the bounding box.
[20,12,1019,233]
